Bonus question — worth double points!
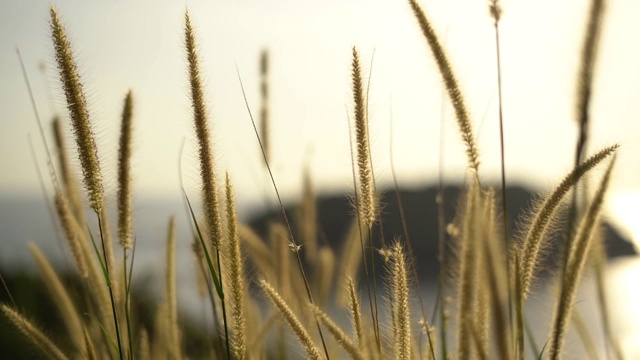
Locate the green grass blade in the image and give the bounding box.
[87,225,111,288]
[86,313,119,357]
[183,191,224,300]
[123,246,135,360]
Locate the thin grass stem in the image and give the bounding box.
[236,66,331,360]
[97,214,124,360]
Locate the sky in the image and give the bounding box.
[1,0,640,242]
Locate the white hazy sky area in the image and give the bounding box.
[1,0,640,245]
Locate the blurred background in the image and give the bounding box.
[0,0,639,357]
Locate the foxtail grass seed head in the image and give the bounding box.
[50,6,104,213]
[489,0,502,23]
[347,277,364,348]
[456,179,480,360]
[549,156,615,360]
[225,174,247,360]
[184,11,223,248]
[390,242,412,360]
[351,47,377,227]
[117,91,134,249]
[312,305,365,360]
[54,190,88,279]
[29,243,85,353]
[519,144,618,300]
[576,0,605,129]
[0,304,69,360]
[259,279,323,360]
[407,0,480,173]
[52,117,84,222]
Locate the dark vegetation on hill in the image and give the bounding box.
[249,183,638,283]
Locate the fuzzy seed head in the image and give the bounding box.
[519,144,618,299]
[185,11,223,248]
[408,0,480,173]
[351,47,377,227]
[50,6,104,212]
[259,279,322,360]
[117,91,134,249]
[225,174,247,360]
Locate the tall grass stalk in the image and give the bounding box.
[184,12,231,358]
[351,47,382,353]
[488,1,515,349]
[236,65,331,360]
[50,6,104,213]
[50,7,123,357]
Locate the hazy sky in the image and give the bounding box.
[1,0,640,239]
